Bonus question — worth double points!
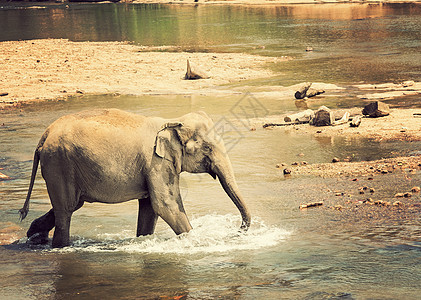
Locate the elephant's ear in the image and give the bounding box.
[155,122,183,161]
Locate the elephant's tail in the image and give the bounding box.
[19,149,40,221]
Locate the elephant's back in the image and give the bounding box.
[64,108,147,129]
[39,109,161,153]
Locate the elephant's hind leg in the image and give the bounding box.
[137,197,158,236]
[26,209,55,245]
[43,167,82,248]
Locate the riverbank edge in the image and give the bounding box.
[2,0,421,4]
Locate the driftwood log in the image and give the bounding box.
[294,82,312,99]
[284,109,315,123]
[305,88,325,98]
[185,60,210,80]
[332,112,350,126]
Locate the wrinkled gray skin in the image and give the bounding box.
[19,109,251,248]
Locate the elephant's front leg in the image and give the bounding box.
[137,197,158,236]
[147,161,192,235]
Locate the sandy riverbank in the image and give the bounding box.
[1,39,420,143]
[0,39,279,107]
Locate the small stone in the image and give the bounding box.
[291,162,299,166]
[369,188,375,193]
[334,205,344,210]
[359,188,365,194]
[283,168,291,175]
[249,126,256,131]
[301,161,308,165]
[404,192,412,198]
[332,157,340,163]
[0,172,11,181]
[395,193,405,198]
[411,186,420,193]
[393,201,403,207]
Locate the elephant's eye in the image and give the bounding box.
[203,144,212,153]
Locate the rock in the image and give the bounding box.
[401,80,414,87]
[350,115,362,127]
[404,192,412,198]
[294,82,312,99]
[310,106,334,126]
[291,162,299,166]
[332,157,340,163]
[0,172,11,181]
[362,101,390,118]
[299,201,323,209]
[0,92,8,97]
[284,109,314,123]
[283,168,292,175]
[393,201,403,207]
[185,60,210,80]
[395,193,405,198]
[369,188,375,193]
[305,47,313,52]
[411,186,420,193]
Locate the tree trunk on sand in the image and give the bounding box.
[294,82,312,99]
[185,60,210,80]
[284,109,314,123]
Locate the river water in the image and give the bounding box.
[1,3,421,299]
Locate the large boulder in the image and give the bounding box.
[362,101,390,117]
[310,106,334,126]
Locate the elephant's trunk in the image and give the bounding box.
[212,153,251,231]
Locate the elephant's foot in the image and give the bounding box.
[51,211,72,248]
[26,209,55,245]
[27,231,49,245]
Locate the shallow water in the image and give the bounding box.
[1,3,421,299]
[1,95,420,299]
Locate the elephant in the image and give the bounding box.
[19,109,251,248]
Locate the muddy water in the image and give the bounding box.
[1,95,420,299]
[1,3,421,299]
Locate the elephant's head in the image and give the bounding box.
[154,111,251,231]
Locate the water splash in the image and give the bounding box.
[51,214,290,254]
